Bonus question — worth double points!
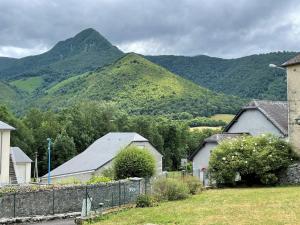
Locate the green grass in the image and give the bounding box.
[211,114,235,123]
[10,76,44,93]
[89,186,300,225]
[189,126,222,132]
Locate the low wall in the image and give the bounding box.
[0,178,148,219]
[279,162,300,184]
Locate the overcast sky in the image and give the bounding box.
[0,0,299,58]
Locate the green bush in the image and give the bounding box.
[208,134,297,186]
[86,175,112,185]
[153,178,189,201]
[183,176,203,195]
[136,194,157,208]
[100,167,115,179]
[114,146,156,179]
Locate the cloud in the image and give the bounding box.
[0,0,299,58]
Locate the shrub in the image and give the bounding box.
[208,134,298,186]
[153,178,189,201]
[183,176,203,195]
[101,167,115,179]
[114,146,156,179]
[136,194,157,208]
[86,175,112,185]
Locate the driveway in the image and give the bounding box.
[24,219,75,225]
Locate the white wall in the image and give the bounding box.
[0,131,11,185]
[192,142,217,179]
[15,162,31,184]
[227,109,283,137]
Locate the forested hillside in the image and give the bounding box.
[35,53,244,117]
[146,52,297,100]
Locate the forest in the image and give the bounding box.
[0,102,220,175]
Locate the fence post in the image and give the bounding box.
[52,187,55,215]
[111,184,114,207]
[118,181,121,207]
[13,193,16,218]
[85,186,88,217]
[138,179,141,195]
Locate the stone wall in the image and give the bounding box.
[0,178,147,219]
[279,162,300,184]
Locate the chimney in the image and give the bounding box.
[282,54,300,155]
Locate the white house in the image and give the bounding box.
[11,147,32,184]
[189,133,243,185]
[0,121,32,186]
[223,100,287,137]
[42,132,163,183]
[190,100,288,183]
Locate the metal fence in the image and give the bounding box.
[0,178,150,219]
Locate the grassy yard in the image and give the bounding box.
[210,114,235,123]
[90,186,300,225]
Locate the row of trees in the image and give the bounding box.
[0,102,218,175]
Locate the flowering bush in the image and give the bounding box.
[208,134,297,185]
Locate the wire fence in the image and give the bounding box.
[0,178,150,219]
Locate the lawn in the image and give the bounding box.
[90,186,300,225]
[10,76,44,93]
[210,114,235,123]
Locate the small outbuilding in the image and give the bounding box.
[189,133,243,184]
[42,132,163,183]
[10,147,32,184]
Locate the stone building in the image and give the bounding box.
[282,54,300,155]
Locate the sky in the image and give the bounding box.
[0,0,300,59]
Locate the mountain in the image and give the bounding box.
[146,52,298,100]
[0,28,124,81]
[0,81,21,109]
[34,53,244,117]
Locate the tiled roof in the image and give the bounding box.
[43,132,149,178]
[282,54,300,67]
[224,100,288,136]
[0,121,15,130]
[11,147,32,163]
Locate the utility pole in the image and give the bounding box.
[47,138,52,185]
[33,151,39,182]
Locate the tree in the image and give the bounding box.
[114,146,156,179]
[52,130,77,169]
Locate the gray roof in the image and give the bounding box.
[10,147,32,163]
[43,132,149,178]
[224,100,288,136]
[189,133,244,160]
[0,121,15,130]
[282,54,300,67]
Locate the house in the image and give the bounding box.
[189,133,244,184]
[0,121,32,186]
[11,147,32,184]
[190,100,288,182]
[224,100,288,137]
[41,132,163,183]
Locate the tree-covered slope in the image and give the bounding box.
[146,52,298,100]
[0,28,124,81]
[0,81,21,108]
[36,53,244,116]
